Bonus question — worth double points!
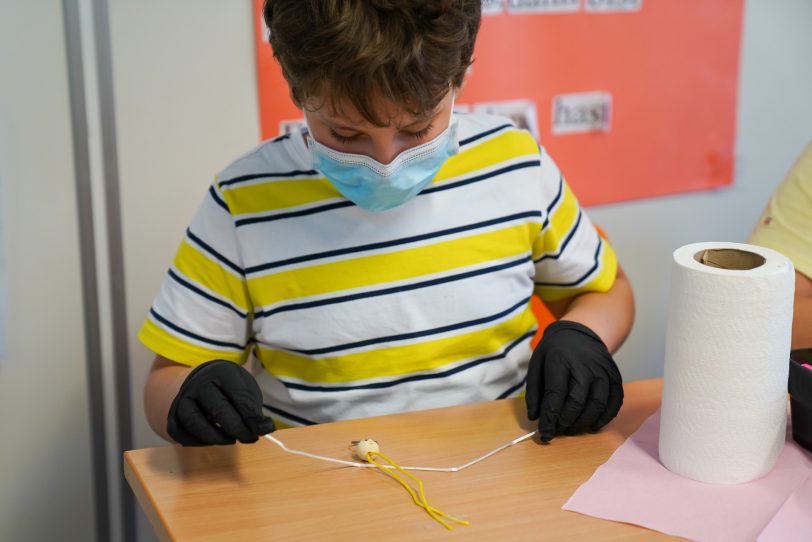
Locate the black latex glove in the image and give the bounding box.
[525,320,623,443]
[167,359,276,446]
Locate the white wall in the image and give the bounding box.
[106,1,260,539]
[109,0,260,446]
[590,0,812,379]
[0,2,96,541]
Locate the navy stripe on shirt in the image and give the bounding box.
[186,228,245,276]
[262,404,317,426]
[219,169,320,188]
[496,377,527,400]
[233,159,540,228]
[280,329,536,393]
[535,235,603,288]
[534,210,583,263]
[208,185,230,213]
[149,308,246,350]
[421,160,540,198]
[458,123,514,146]
[546,176,564,214]
[254,255,532,319]
[168,269,248,319]
[245,211,542,275]
[540,175,564,231]
[235,200,355,227]
[282,296,531,356]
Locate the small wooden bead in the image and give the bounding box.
[355,438,380,461]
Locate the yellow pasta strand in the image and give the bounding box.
[365,450,469,530]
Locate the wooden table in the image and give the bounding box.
[125,378,678,541]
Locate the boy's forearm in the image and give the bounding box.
[549,268,635,354]
[144,356,193,443]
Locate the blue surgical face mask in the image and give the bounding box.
[307,108,459,212]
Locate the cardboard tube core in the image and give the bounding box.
[693,248,766,270]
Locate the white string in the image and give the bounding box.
[264,430,537,472]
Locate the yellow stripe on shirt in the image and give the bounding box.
[222,129,539,216]
[532,181,579,259]
[138,318,249,366]
[248,222,540,308]
[434,130,540,183]
[173,239,251,311]
[255,306,537,383]
[534,239,618,302]
[222,178,340,216]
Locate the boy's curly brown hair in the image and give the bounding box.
[263,0,481,126]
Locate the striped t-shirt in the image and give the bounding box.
[139,113,617,427]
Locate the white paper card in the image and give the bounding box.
[482,0,504,15]
[551,91,612,135]
[474,99,540,140]
[279,118,307,136]
[584,0,642,12]
[506,0,580,15]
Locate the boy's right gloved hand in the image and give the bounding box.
[167,359,275,446]
[525,320,623,443]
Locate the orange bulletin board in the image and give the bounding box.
[253,1,744,206]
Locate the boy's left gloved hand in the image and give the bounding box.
[525,320,623,443]
[167,359,275,446]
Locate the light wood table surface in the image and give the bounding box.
[125,378,679,541]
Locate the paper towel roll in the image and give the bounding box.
[659,242,795,484]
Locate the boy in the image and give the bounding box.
[142,0,634,447]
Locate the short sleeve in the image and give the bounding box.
[532,147,618,302]
[138,181,253,366]
[749,141,812,279]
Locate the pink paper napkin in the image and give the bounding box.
[563,410,812,541]
[757,474,812,541]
